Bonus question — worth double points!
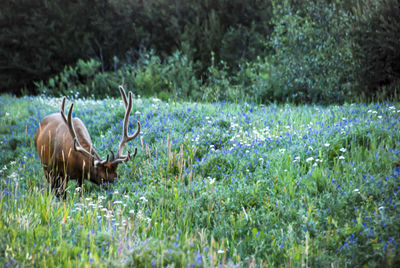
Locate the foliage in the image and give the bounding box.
[0,0,273,95]
[258,1,359,104]
[35,51,199,100]
[352,0,400,99]
[1,95,400,266]
[0,0,138,94]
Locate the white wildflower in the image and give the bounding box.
[339,148,346,153]
[338,155,345,160]
[324,143,330,147]
[209,178,216,185]
[306,157,314,162]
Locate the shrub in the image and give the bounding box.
[259,1,359,104]
[35,51,199,100]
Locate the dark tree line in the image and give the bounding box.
[0,0,273,95]
[1,0,399,101]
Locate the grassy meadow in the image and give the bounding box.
[1,94,400,266]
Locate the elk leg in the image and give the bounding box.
[50,175,66,200]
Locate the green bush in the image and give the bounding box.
[258,1,359,104]
[35,51,199,100]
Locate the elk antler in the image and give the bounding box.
[112,86,141,164]
[60,97,97,162]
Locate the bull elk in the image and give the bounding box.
[34,86,140,198]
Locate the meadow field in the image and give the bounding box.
[1,94,399,266]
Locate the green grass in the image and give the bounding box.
[1,94,400,266]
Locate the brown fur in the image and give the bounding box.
[35,87,139,198]
[35,114,116,198]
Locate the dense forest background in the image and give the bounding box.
[1,0,399,103]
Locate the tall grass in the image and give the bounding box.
[1,95,399,266]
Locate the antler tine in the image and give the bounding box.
[60,97,95,161]
[114,88,141,163]
[60,97,67,122]
[119,85,128,108]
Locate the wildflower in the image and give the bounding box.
[114,200,123,205]
[324,143,330,147]
[9,172,18,179]
[140,196,148,202]
[217,249,225,254]
[209,178,216,185]
[353,189,360,193]
[306,157,314,162]
[129,209,135,214]
[339,148,346,153]
[279,149,286,153]
[338,156,345,160]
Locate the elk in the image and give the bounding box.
[34,86,140,198]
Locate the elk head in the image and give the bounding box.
[35,86,140,198]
